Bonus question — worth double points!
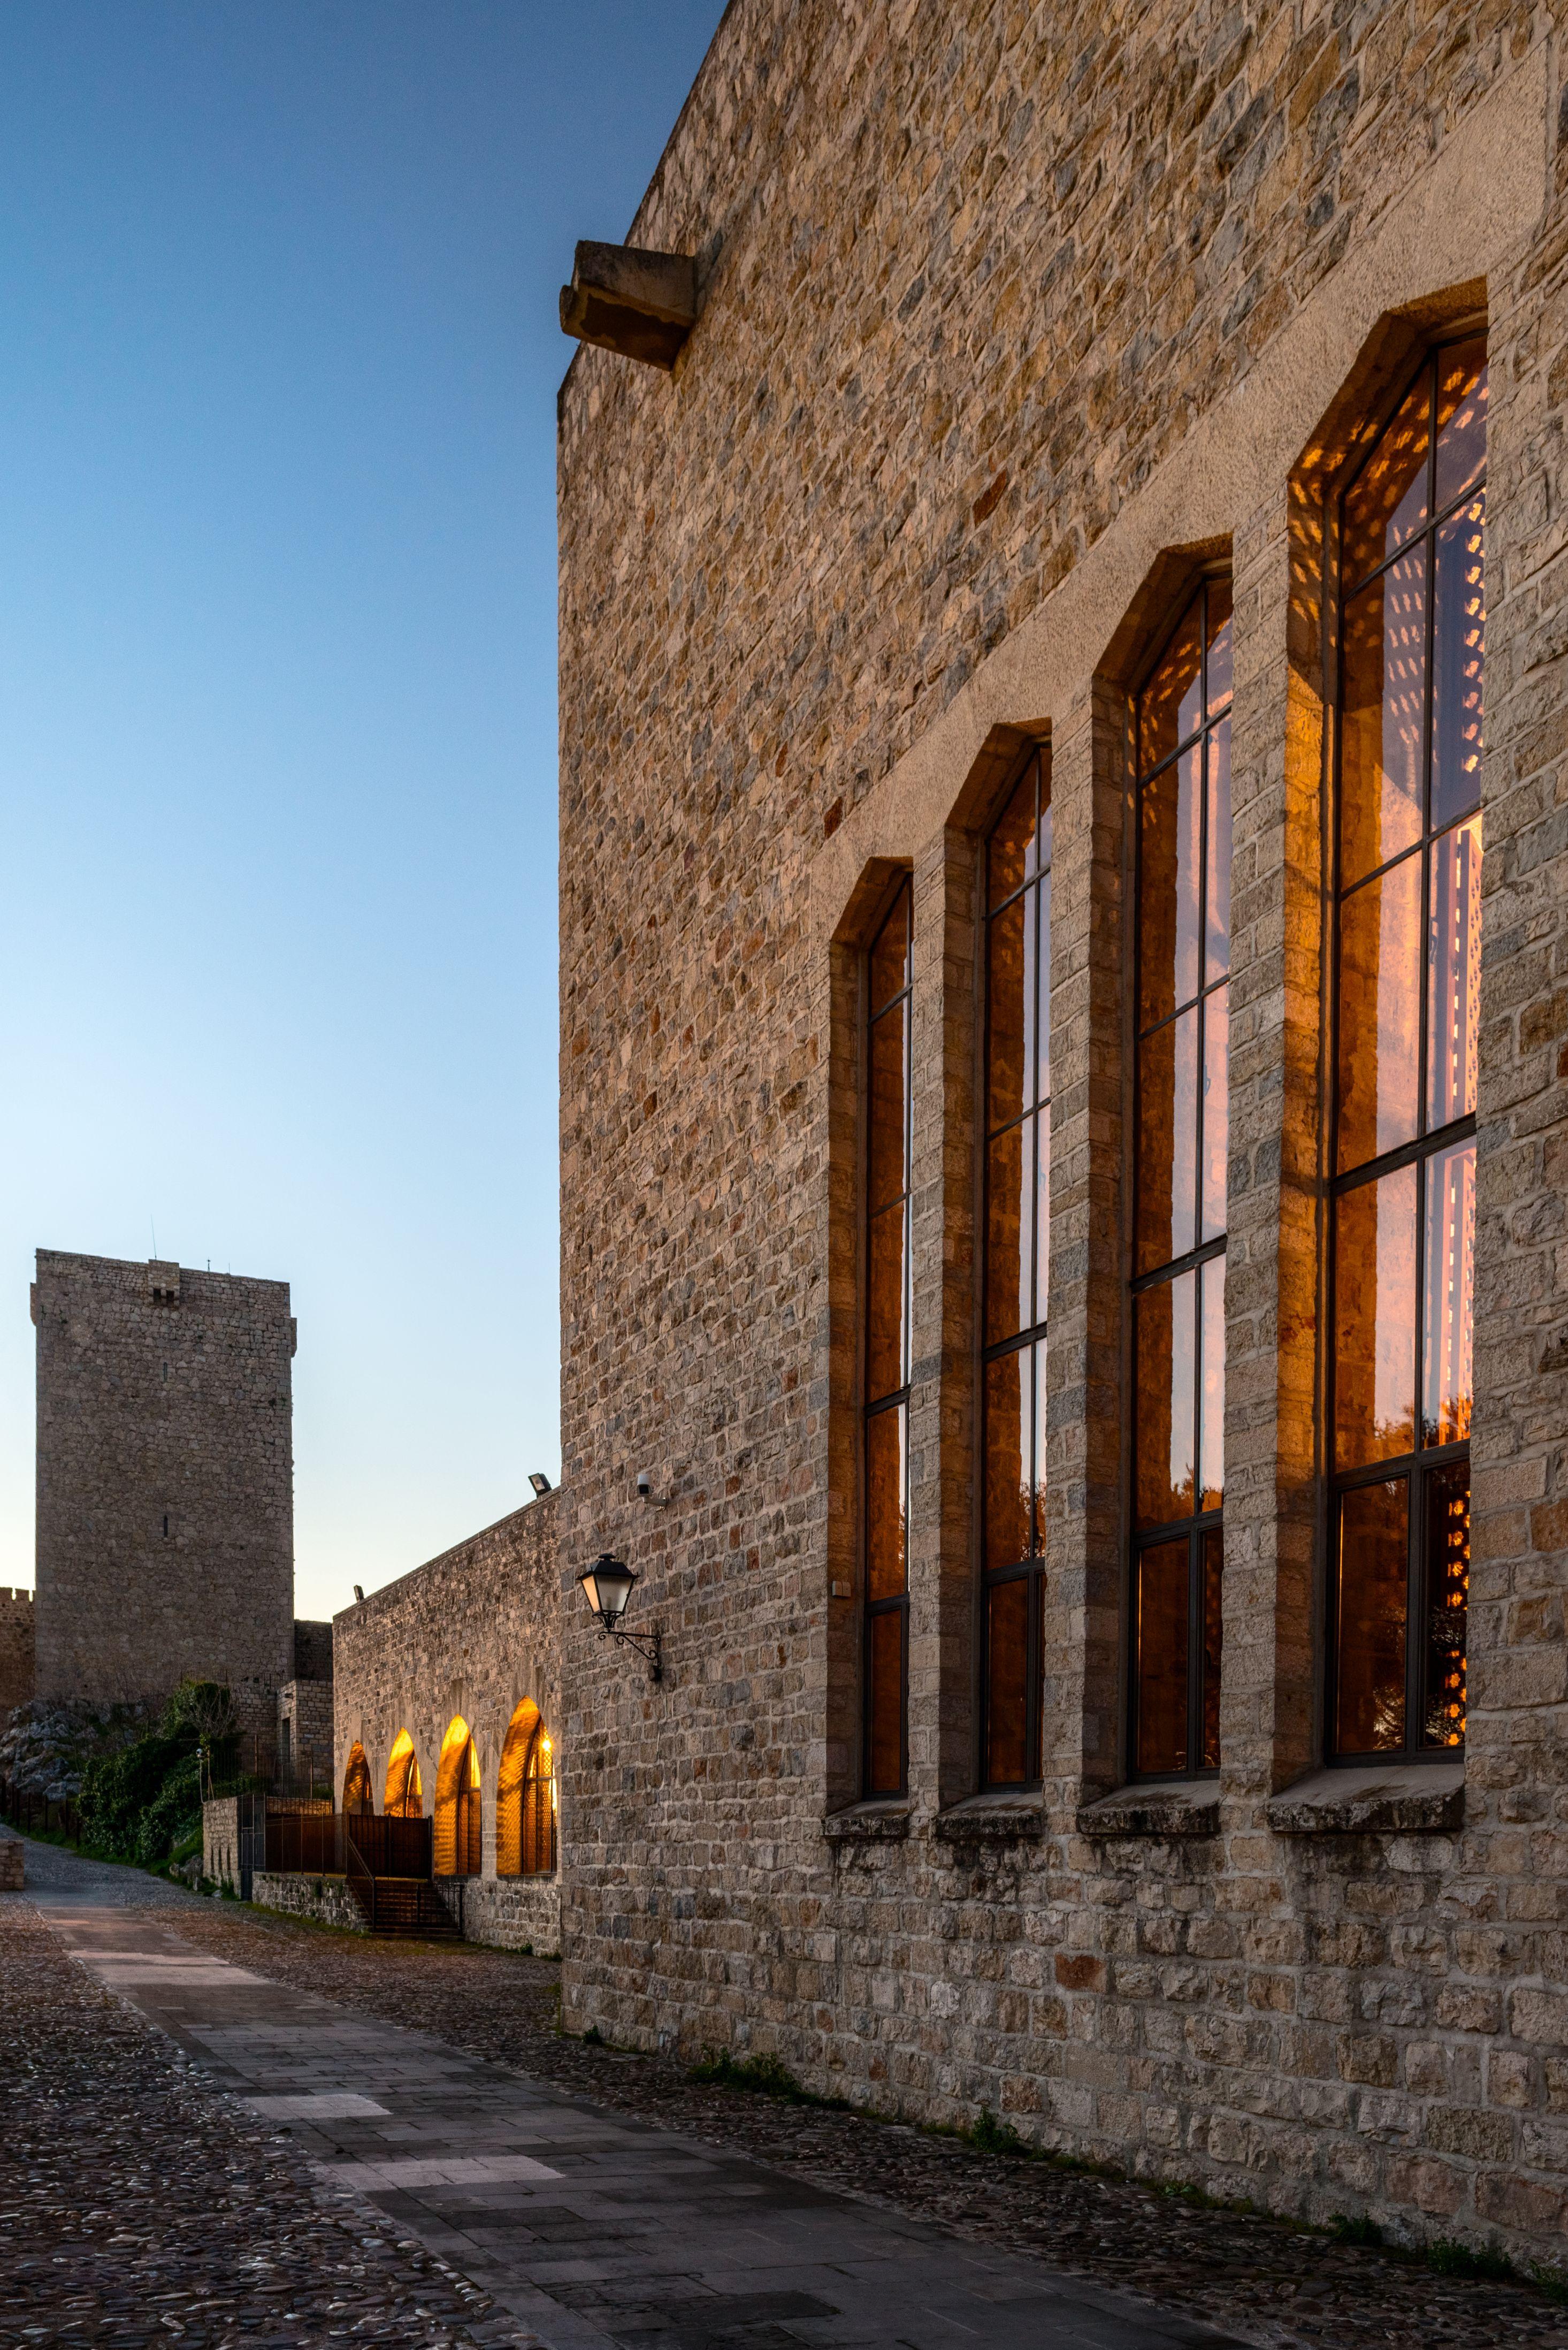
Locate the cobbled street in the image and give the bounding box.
[6,1840,1568,2350]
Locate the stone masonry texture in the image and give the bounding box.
[332,1490,561,1952]
[33,1250,296,1710]
[554,0,1568,2264]
[0,1587,35,1715]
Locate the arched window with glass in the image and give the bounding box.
[1131,577,1231,1779]
[863,878,912,1797]
[1329,338,1485,1760]
[980,748,1052,1786]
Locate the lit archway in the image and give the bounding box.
[384,1730,424,1819]
[496,1701,557,1877]
[433,1715,481,1878]
[342,1743,373,1815]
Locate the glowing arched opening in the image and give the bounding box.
[342,1743,373,1815]
[433,1715,481,1878]
[384,1730,424,1819]
[496,1700,557,1878]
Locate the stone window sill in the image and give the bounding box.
[1266,1760,1464,1835]
[1076,1779,1220,1838]
[932,1792,1045,1843]
[822,1798,912,1843]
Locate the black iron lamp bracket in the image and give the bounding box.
[598,1622,663,1682]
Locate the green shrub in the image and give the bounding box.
[78,1680,235,1860]
[133,1752,202,1866]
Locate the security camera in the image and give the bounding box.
[636,1471,653,1500]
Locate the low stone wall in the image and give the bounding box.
[443,1872,560,1956]
[250,1871,367,1933]
[0,1837,23,1890]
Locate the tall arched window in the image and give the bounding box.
[863,877,912,1797]
[1330,338,1485,1759]
[384,1730,423,1818]
[981,747,1052,1786]
[1131,577,1231,1778]
[342,1743,372,1815]
[434,1716,482,1878]
[496,1700,558,1876]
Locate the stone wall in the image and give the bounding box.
[556,0,1568,2257]
[250,1871,368,1934]
[0,1589,35,1716]
[332,1491,561,1949]
[278,1680,334,1782]
[33,1251,296,1707]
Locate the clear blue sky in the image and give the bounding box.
[0,1,726,1619]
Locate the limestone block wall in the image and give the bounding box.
[0,1589,35,1716]
[332,1490,561,1950]
[251,1872,368,1933]
[279,1679,334,1780]
[33,1251,296,1707]
[556,0,1568,2258]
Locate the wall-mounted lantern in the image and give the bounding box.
[577,1554,662,1682]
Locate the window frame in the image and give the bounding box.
[977,742,1053,1792]
[860,871,913,1799]
[1322,332,1485,1768]
[1126,569,1232,1784]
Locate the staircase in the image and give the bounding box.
[352,1874,462,1940]
[343,1834,463,1940]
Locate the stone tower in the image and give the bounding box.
[32,1250,296,1713]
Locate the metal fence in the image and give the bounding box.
[1,1783,80,1844]
[262,1808,433,1881]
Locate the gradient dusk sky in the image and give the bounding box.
[0,2,727,1619]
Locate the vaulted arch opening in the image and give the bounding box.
[496,1699,557,1877]
[384,1729,424,1819]
[433,1715,481,1878]
[342,1743,372,1815]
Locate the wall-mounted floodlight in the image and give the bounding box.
[529,1472,554,1497]
[577,1553,662,1682]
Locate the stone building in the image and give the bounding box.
[332,1490,561,1951]
[31,1250,318,1743]
[548,0,1568,2262]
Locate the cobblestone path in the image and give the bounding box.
[0,1875,530,2349]
[11,1842,1568,2350]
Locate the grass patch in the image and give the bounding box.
[1529,2263,1568,2306]
[1328,2212,1385,2247]
[688,2049,810,2101]
[970,2108,1030,2157]
[1427,2237,1517,2283]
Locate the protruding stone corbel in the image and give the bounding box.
[559,240,698,372]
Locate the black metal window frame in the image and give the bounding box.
[1324,334,1484,1767]
[862,874,913,1798]
[978,744,1052,1791]
[1128,571,1230,1783]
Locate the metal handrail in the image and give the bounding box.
[344,1821,377,1932]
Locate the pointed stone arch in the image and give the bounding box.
[384,1729,423,1819]
[496,1699,556,1878]
[433,1714,481,1878]
[342,1742,372,1815]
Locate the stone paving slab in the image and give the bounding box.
[33,1874,1246,2350]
